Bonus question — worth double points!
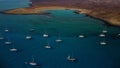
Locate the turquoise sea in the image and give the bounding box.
[0,0,120,68]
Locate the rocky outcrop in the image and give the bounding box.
[1,0,120,26]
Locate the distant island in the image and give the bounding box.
[0,0,120,26]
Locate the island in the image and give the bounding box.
[0,0,120,26]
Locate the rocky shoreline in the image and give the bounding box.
[0,6,120,27]
[0,11,50,15]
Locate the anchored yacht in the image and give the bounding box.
[102,30,108,33]
[26,36,32,40]
[78,34,85,38]
[43,34,49,38]
[9,45,18,52]
[99,34,106,37]
[100,42,107,45]
[5,41,12,45]
[29,57,38,66]
[67,55,76,62]
[44,41,51,49]
[4,28,9,32]
[0,36,4,40]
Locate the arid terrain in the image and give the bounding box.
[1,0,120,26]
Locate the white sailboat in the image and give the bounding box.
[44,45,51,49]
[100,41,107,45]
[55,34,62,43]
[29,28,35,32]
[99,34,106,37]
[102,30,108,33]
[5,41,12,45]
[56,39,62,43]
[42,30,49,38]
[4,28,9,32]
[29,1,32,4]
[28,0,32,5]
[26,35,32,40]
[0,34,4,40]
[67,55,76,62]
[44,41,51,49]
[29,57,38,66]
[43,33,49,38]
[5,39,12,45]
[9,45,18,52]
[78,34,85,38]
[117,33,120,37]
[0,36,4,40]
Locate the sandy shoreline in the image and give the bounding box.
[0,6,120,27]
[1,6,91,14]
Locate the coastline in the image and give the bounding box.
[0,6,68,15]
[0,6,120,27]
[0,6,91,16]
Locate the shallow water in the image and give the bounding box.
[0,0,120,68]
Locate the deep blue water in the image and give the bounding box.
[0,0,120,68]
